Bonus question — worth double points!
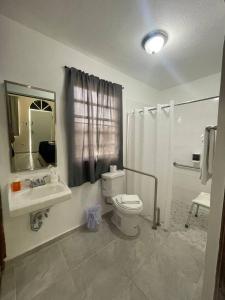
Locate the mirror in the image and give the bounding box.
[5,81,56,172]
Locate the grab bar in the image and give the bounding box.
[173,162,200,171]
[123,166,160,230]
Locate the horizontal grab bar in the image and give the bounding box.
[173,162,200,171]
[123,166,157,180]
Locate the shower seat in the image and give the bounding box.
[185,192,210,228]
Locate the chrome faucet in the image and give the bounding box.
[25,176,49,188]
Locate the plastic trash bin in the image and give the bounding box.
[86,204,102,231]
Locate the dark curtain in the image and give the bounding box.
[0,191,6,272]
[65,67,123,187]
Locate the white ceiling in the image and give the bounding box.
[0,0,224,90]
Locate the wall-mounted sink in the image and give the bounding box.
[8,181,72,217]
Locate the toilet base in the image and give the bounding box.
[111,208,140,237]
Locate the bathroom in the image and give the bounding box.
[0,1,225,300]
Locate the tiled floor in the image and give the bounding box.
[170,192,209,232]
[0,215,205,300]
[170,192,208,253]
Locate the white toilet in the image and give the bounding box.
[101,170,143,237]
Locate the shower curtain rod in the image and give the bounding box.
[64,66,124,89]
[129,95,219,114]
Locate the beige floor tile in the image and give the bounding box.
[31,273,85,300]
[1,216,205,300]
[14,244,69,300]
[58,220,116,270]
[0,266,16,300]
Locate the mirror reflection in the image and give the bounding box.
[5,81,56,172]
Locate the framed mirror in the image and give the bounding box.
[4,81,56,172]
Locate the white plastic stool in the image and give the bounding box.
[185,192,210,228]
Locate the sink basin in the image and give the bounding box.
[8,181,72,217]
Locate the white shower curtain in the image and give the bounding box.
[126,102,174,229]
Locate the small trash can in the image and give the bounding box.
[86,204,102,231]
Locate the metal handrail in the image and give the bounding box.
[123,166,160,230]
[173,162,200,171]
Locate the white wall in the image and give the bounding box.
[0,15,157,259]
[158,72,221,104]
[172,100,218,205]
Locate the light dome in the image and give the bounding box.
[142,30,168,55]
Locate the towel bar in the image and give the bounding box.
[173,162,200,171]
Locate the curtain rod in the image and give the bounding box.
[129,95,219,114]
[64,65,124,89]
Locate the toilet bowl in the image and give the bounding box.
[101,171,143,237]
[111,194,143,236]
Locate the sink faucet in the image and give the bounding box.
[25,176,48,188]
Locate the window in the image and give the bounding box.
[65,68,123,187]
[74,86,120,160]
[30,99,52,111]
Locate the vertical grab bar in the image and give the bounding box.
[123,166,159,230]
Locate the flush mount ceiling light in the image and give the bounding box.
[142,30,168,54]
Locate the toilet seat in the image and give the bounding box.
[112,194,143,215]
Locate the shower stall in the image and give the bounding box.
[126,96,219,232]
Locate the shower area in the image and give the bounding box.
[126,96,219,246]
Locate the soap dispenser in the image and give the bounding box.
[49,166,58,184]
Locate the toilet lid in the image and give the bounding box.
[112,194,143,211]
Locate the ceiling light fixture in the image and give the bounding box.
[142,30,168,55]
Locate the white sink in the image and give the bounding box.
[8,181,72,217]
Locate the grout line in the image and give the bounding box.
[13,266,17,300]
[131,279,149,300]
[68,233,118,273]
[55,242,71,273]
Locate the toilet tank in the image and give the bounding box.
[101,170,125,197]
